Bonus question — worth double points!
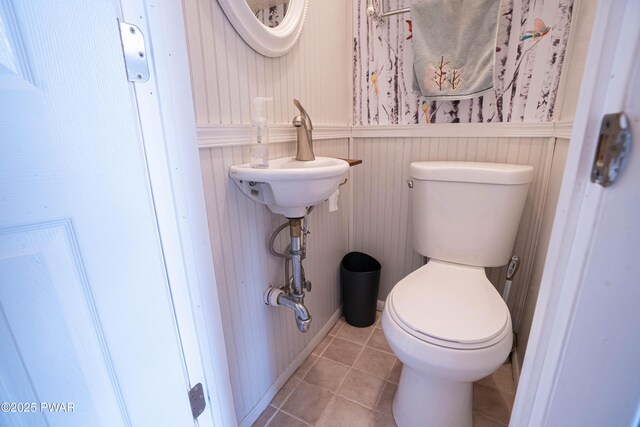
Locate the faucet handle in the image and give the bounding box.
[293,99,313,131]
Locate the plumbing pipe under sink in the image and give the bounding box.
[264,216,313,333]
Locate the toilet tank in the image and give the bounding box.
[410,161,534,267]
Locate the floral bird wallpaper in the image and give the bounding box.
[353,0,574,124]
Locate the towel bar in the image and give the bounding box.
[367,0,409,22]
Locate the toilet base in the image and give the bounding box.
[392,365,472,427]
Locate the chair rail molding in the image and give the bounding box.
[197,122,574,148]
[197,124,352,148]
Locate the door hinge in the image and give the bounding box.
[591,112,633,187]
[118,21,149,83]
[188,383,206,419]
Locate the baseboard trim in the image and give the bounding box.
[376,300,385,311]
[238,307,343,427]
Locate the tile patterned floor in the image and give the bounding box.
[253,312,515,427]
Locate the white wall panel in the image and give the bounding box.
[199,139,350,423]
[183,0,352,126]
[184,0,353,422]
[351,136,555,330]
[515,138,569,371]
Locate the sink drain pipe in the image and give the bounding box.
[264,215,313,333]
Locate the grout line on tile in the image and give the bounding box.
[295,354,320,381]
[279,381,329,426]
[273,378,301,410]
[322,356,353,369]
[276,409,313,426]
[260,406,278,427]
[364,343,395,356]
[372,380,396,417]
[328,317,345,337]
[315,394,337,426]
[373,387,384,414]
[347,335,369,368]
[384,359,398,383]
[335,392,380,411]
[333,370,384,411]
[312,334,334,357]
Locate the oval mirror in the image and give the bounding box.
[217,0,309,57]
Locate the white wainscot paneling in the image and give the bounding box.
[514,137,570,375]
[351,136,555,330]
[182,0,351,126]
[199,139,350,424]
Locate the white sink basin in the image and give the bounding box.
[229,156,349,218]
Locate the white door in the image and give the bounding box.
[539,37,640,426]
[512,1,640,425]
[0,2,195,426]
[541,64,640,425]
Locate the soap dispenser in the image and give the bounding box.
[250,97,272,169]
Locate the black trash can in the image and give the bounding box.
[341,252,381,327]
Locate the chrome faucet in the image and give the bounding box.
[292,99,315,161]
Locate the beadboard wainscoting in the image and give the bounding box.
[182,0,351,126]
[512,137,570,377]
[199,139,350,424]
[350,136,556,334]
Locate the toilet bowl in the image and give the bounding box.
[382,260,512,427]
[382,161,533,427]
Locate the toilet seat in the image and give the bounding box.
[387,260,510,350]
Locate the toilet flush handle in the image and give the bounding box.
[407,179,413,188]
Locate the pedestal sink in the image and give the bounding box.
[229,156,349,218]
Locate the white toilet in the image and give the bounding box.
[382,161,534,427]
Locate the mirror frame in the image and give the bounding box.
[217,0,309,57]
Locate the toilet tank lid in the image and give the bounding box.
[410,161,534,185]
